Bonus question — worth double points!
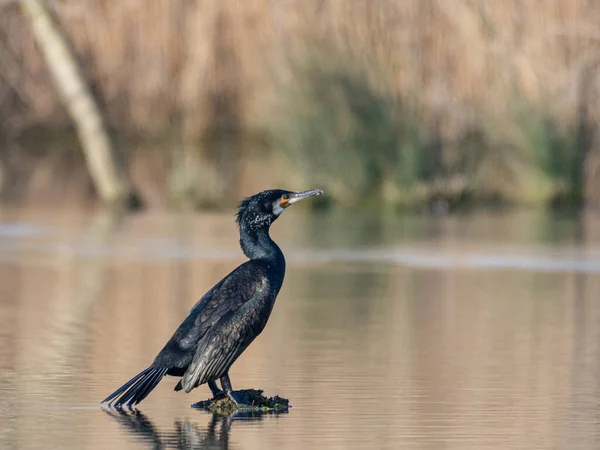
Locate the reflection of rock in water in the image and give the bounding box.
[104,408,268,450]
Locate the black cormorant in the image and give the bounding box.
[101,188,324,408]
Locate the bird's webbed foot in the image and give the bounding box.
[220,372,251,406]
[226,390,251,406]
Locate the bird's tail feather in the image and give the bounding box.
[101,367,168,408]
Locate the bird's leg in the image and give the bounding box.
[220,372,249,405]
[208,380,225,398]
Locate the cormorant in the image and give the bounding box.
[101,188,324,408]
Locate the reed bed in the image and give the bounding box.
[1,0,600,207]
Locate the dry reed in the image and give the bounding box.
[1,0,600,207]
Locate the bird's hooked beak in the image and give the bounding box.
[288,188,325,205]
[274,188,324,215]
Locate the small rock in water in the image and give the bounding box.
[191,389,289,415]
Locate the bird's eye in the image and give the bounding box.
[282,193,288,200]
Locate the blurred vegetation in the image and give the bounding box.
[1,0,600,209]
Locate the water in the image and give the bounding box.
[1,207,600,449]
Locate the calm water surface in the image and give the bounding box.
[1,207,600,449]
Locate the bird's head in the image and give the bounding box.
[236,188,324,231]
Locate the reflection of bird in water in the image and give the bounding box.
[102,189,324,408]
[104,408,257,450]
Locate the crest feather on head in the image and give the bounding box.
[235,196,252,224]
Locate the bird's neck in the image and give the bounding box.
[239,226,285,266]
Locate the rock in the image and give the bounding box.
[191,389,290,415]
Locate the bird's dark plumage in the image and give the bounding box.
[102,188,324,408]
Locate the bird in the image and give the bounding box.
[101,188,324,408]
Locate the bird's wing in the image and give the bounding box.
[153,261,267,368]
[181,297,264,392]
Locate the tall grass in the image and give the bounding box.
[271,52,436,207]
[1,0,599,207]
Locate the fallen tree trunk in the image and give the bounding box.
[20,0,141,209]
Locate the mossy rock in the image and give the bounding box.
[191,389,290,415]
